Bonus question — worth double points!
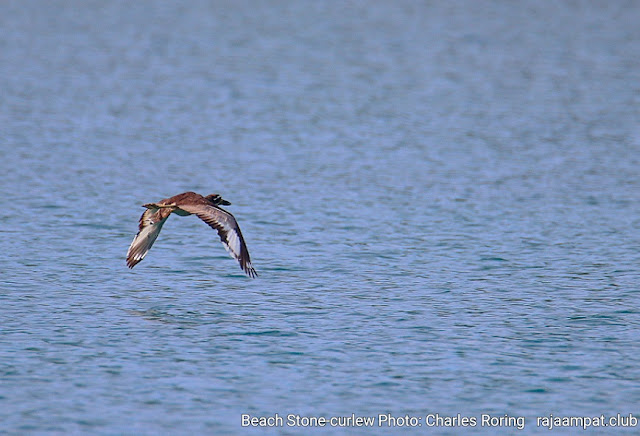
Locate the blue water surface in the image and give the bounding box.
[1,1,640,434]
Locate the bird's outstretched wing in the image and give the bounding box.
[177,203,257,278]
[126,206,171,268]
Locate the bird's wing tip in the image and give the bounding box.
[245,264,258,278]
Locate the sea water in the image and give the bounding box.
[1,1,639,434]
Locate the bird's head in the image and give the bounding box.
[206,194,231,206]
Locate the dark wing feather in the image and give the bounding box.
[177,203,257,278]
[126,206,170,268]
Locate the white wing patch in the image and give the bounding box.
[126,207,170,268]
[223,227,241,257]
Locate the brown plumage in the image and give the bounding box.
[126,192,257,278]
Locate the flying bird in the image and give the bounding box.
[126,191,257,277]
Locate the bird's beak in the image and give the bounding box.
[221,200,231,205]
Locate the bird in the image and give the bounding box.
[126,191,257,277]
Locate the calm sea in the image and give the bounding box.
[2,1,640,434]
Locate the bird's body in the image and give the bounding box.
[126,191,257,277]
